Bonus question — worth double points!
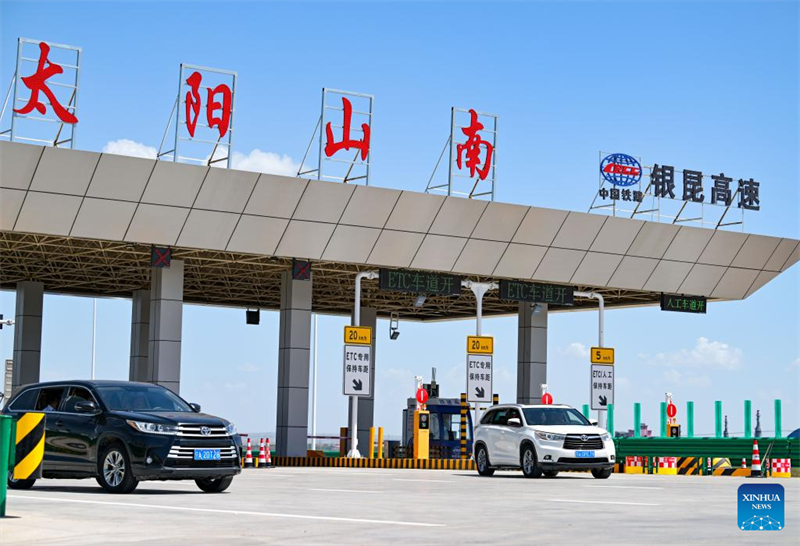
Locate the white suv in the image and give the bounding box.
[473,404,615,479]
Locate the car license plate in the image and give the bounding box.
[575,450,596,458]
[194,449,221,461]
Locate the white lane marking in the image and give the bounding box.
[9,495,444,527]
[547,499,660,507]
[307,488,383,493]
[393,479,450,483]
[585,485,663,490]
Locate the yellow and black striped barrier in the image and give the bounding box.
[274,456,476,470]
[14,412,46,480]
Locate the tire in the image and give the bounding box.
[96,443,138,493]
[195,476,234,493]
[520,444,543,479]
[591,468,613,479]
[543,470,559,478]
[475,445,494,477]
[7,471,36,490]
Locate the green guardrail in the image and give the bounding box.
[1,414,14,517]
[614,437,799,467]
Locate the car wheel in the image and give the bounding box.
[591,468,613,479]
[521,445,543,478]
[96,444,138,493]
[543,470,559,478]
[475,445,494,477]
[7,470,36,490]
[196,476,234,493]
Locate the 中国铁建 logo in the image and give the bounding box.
[600,153,642,187]
[738,483,784,531]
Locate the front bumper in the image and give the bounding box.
[127,434,242,481]
[535,438,616,471]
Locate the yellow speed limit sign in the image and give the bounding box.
[591,347,614,364]
[344,325,372,345]
[467,336,494,355]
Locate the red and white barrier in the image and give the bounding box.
[657,456,677,474]
[624,456,643,474]
[771,458,791,478]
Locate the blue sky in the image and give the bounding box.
[1,1,798,439]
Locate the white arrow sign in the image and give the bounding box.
[467,354,492,403]
[343,345,371,397]
[590,363,614,411]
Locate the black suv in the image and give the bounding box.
[2,380,241,493]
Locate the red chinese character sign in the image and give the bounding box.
[297,88,373,185]
[156,64,236,169]
[456,109,493,181]
[3,38,81,148]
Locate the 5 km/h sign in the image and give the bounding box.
[344,325,372,345]
[591,347,614,364]
[590,364,614,411]
[343,345,371,396]
[467,336,493,354]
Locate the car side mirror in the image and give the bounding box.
[590,419,599,426]
[75,400,99,414]
[507,417,522,427]
[189,403,201,413]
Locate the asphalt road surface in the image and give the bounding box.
[3,468,798,545]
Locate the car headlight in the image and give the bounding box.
[600,433,611,442]
[225,422,237,435]
[126,420,178,435]
[535,431,566,442]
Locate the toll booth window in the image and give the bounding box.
[430,414,441,440]
[8,388,38,411]
[443,414,460,441]
[62,387,96,413]
[35,387,66,412]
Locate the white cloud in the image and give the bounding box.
[663,368,682,384]
[102,139,157,159]
[560,342,589,359]
[647,337,744,370]
[237,363,261,373]
[790,358,800,372]
[230,149,300,176]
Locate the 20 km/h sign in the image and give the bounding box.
[591,347,614,364]
[343,345,371,397]
[344,325,372,345]
[467,354,493,403]
[467,336,493,355]
[590,364,614,411]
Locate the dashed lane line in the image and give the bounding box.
[547,499,660,507]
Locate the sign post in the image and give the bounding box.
[464,281,497,441]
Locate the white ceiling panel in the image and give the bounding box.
[452,240,507,275]
[87,153,154,202]
[14,192,82,236]
[677,264,727,296]
[124,204,190,246]
[532,248,585,283]
[292,180,356,224]
[384,192,445,233]
[697,230,748,266]
[366,230,425,268]
[226,215,288,256]
[744,270,779,299]
[428,197,488,238]
[570,252,623,286]
[274,220,336,260]
[141,161,207,208]
[607,256,659,290]
[193,168,258,213]
[512,207,569,246]
[642,261,694,293]
[322,225,381,264]
[626,222,680,259]
[763,239,798,272]
[782,242,800,272]
[493,244,547,279]
[177,210,240,250]
[70,198,137,241]
[550,212,607,251]
[471,202,529,241]
[711,268,760,300]
[245,175,308,218]
[0,141,43,190]
[0,188,25,230]
[29,147,100,196]
[730,235,781,270]
[339,185,402,229]
[662,226,714,263]
[410,235,468,272]
[590,216,645,254]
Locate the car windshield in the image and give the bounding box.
[523,408,590,426]
[96,385,193,412]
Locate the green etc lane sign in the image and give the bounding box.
[660,293,707,314]
[498,280,574,306]
[378,268,462,296]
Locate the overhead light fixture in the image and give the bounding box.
[414,295,426,308]
[246,309,260,325]
[389,312,400,340]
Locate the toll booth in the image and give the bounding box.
[402,397,473,459]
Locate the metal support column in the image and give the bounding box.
[516,302,548,404]
[129,289,150,382]
[11,281,44,391]
[147,261,184,394]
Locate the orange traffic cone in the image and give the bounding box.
[258,438,267,468]
[244,437,253,468]
[265,438,272,468]
[749,439,762,478]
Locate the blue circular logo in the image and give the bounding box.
[600,153,642,187]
